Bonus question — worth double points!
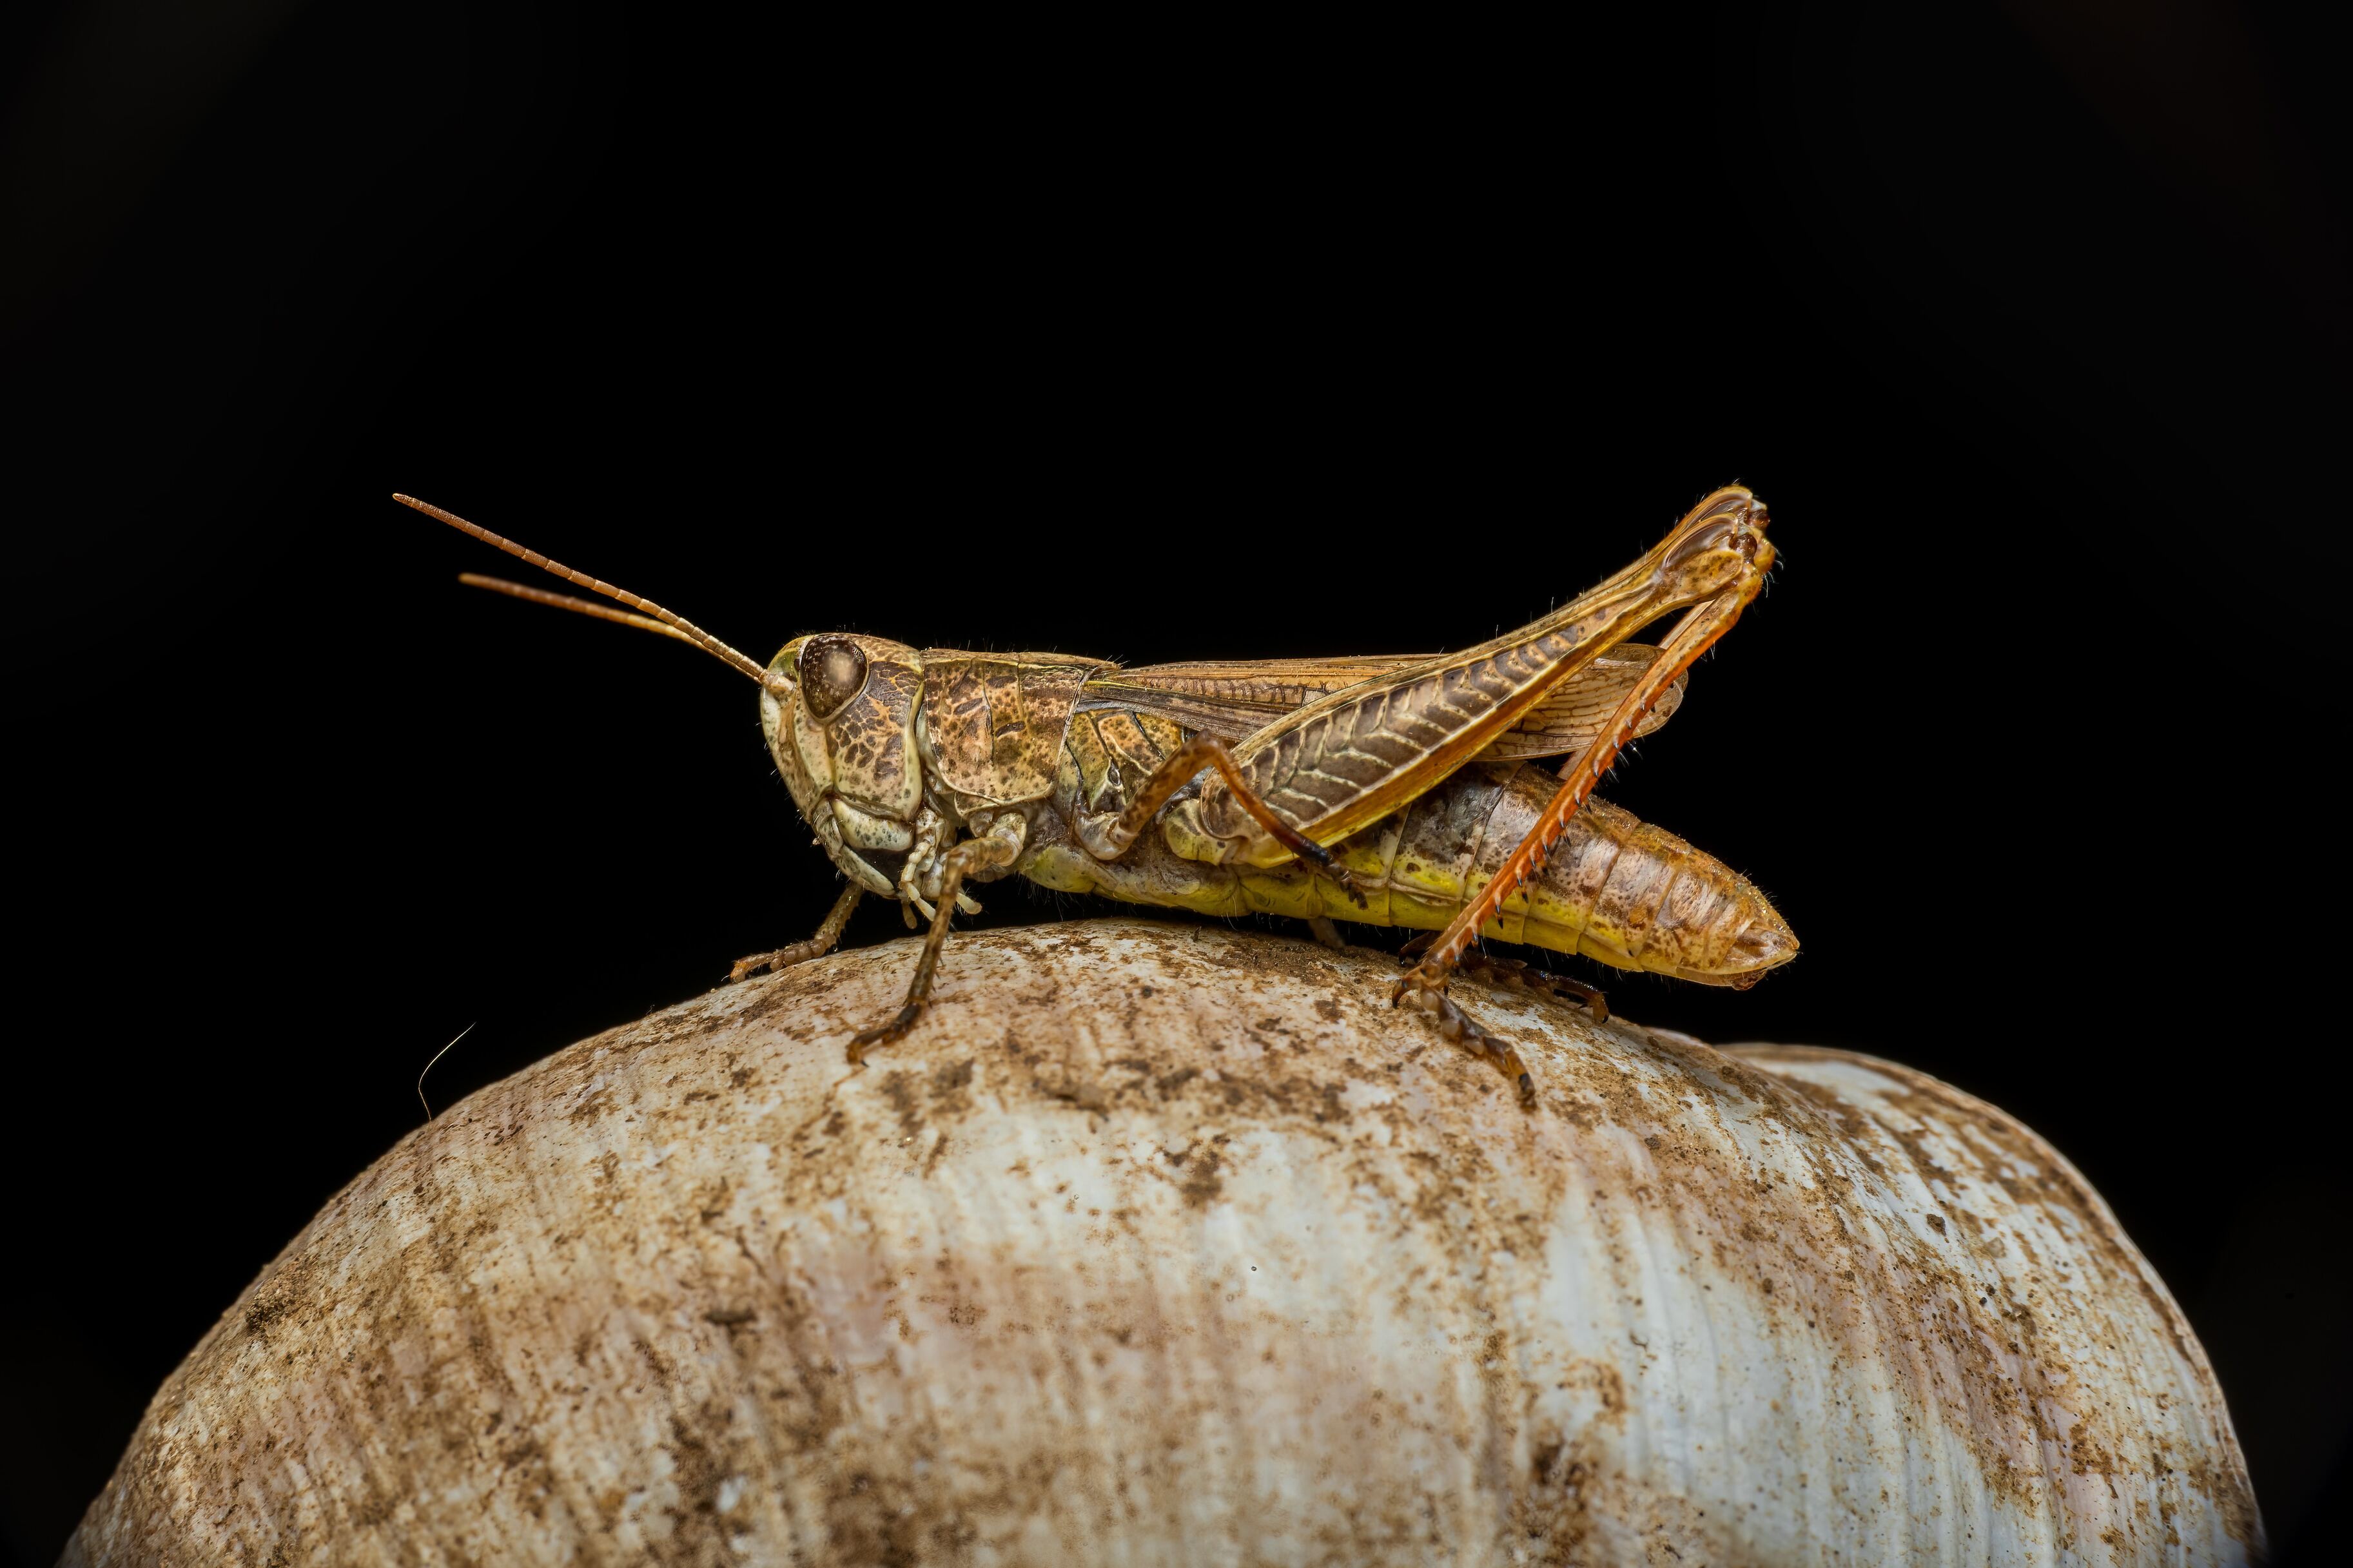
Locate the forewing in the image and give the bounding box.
[1080,657,1418,741]
[1084,647,1681,756]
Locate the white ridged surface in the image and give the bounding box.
[66,919,2258,1565]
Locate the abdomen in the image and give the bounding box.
[1018,761,1795,987]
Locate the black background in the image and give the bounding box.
[5,1,2345,1562]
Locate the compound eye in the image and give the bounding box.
[797,634,869,720]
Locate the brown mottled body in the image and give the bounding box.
[399,485,1785,1090]
[1030,743,1792,987]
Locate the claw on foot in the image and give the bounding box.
[1327,864,1371,910]
[730,941,828,983]
[1287,837,1369,909]
[730,951,785,983]
[849,1002,924,1064]
[1390,962,1449,1007]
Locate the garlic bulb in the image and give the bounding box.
[66,919,2258,1565]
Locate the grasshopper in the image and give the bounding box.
[397,487,1789,1099]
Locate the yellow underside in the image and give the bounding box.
[1018,841,1662,978]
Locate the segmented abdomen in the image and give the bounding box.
[1019,760,1796,986]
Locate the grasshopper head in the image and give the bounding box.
[391,495,944,901]
[761,633,932,896]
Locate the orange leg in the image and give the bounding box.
[1396,565,1764,1001]
[1391,528,1771,1093]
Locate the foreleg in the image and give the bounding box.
[850,811,1028,1061]
[897,806,979,924]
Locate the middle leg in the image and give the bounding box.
[1086,733,1367,906]
[730,883,862,983]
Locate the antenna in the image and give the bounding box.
[459,573,707,647]
[395,494,770,684]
